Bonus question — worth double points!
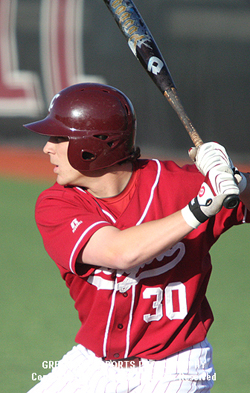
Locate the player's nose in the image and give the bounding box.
[43,140,55,155]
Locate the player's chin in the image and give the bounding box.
[56,174,79,187]
[56,175,68,186]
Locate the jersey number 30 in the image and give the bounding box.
[143,282,188,323]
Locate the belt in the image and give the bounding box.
[102,356,142,368]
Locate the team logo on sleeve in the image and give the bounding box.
[70,218,83,233]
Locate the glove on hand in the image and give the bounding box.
[189,142,247,193]
[207,161,240,197]
[181,170,240,229]
[188,142,231,175]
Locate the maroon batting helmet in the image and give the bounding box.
[24,83,139,171]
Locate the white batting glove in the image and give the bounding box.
[181,170,240,229]
[189,142,247,193]
[188,142,232,175]
[207,162,240,197]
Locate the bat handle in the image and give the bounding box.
[164,87,203,147]
[163,88,240,210]
[223,194,240,209]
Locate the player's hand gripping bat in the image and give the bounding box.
[103,0,239,209]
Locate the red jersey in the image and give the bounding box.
[35,159,249,360]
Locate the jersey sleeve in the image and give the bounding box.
[35,185,112,276]
[160,160,250,236]
[214,199,250,236]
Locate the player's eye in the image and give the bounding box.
[49,136,69,144]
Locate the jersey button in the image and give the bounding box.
[117,324,123,329]
[113,353,120,358]
[123,292,128,297]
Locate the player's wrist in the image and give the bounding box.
[181,177,234,229]
[181,202,207,229]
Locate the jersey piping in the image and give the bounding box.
[124,284,136,358]
[101,210,117,223]
[243,205,248,223]
[69,221,109,274]
[103,277,118,358]
[136,159,161,225]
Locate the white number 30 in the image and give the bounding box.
[143,282,188,323]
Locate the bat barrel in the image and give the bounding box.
[104,0,176,93]
[104,0,203,146]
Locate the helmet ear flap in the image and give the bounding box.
[68,137,106,171]
[67,138,95,171]
[81,151,96,161]
[68,132,136,172]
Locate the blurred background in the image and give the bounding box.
[1,0,250,159]
[0,0,249,392]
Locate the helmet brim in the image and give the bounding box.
[24,116,70,137]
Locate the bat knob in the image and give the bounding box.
[223,194,240,209]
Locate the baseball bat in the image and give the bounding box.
[103,0,239,209]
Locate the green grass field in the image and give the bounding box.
[1,176,249,393]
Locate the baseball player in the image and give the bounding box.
[24,83,250,393]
